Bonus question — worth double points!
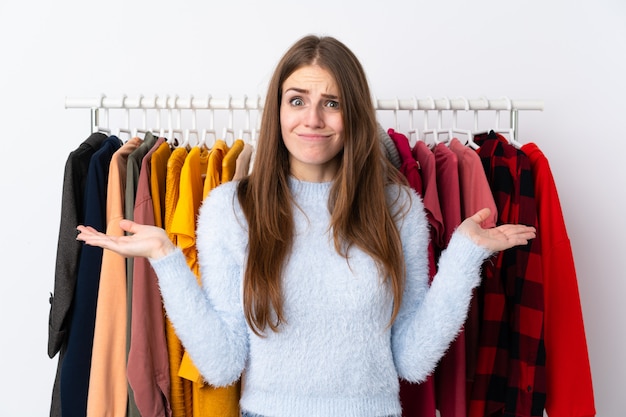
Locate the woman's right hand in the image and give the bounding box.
[76,219,175,260]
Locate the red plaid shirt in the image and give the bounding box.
[468,132,546,417]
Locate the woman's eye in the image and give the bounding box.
[325,100,340,109]
[289,97,304,106]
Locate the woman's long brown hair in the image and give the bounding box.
[237,35,406,336]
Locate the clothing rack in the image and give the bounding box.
[64,95,544,142]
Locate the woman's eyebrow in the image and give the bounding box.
[284,87,339,100]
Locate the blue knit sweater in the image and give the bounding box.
[150,178,492,417]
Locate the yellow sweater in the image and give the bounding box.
[174,146,241,417]
[163,146,193,417]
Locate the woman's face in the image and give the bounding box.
[280,64,344,182]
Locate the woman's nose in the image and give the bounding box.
[304,105,324,128]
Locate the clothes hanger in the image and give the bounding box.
[134,103,151,139]
[496,97,523,148]
[393,97,400,132]
[421,97,452,146]
[246,95,263,173]
[420,96,437,147]
[153,94,168,139]
[116,97,133,141]
[449,96,477,149]
[406,97,420,147]
[168,95,184,147]
[433,97,452,145]
[199,95,216,149]
[94,95,111,135]
[238,95,254,144]
[179,96,199,149]
[470,95,496,142]
[222,95,235,147]
[471,96,521,148]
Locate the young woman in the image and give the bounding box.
[77,35,536,417]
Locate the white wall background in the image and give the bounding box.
[0,0,624,416]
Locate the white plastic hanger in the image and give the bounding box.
[179,95,199,149]
[420,96,436,146]
[393,97,400,132]
[496,97,523,148]
[433,97,452,145]
[134,100,151,139]
[450,96,477,149]
[471,96,522,148]
[238,95,255,144]
[471,96,494,141]
[155,94,168,139]
[222,95,235,147]
[116,96,132,141]
[199,95,217,149]
[94,94,111,134]
[406,97,420,147]
[168,95,184,147]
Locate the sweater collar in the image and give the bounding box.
[288,176,333,201]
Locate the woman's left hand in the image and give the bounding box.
[457,208,537,252]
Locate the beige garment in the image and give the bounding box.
[233,143,254,181]
[87,137,142,417]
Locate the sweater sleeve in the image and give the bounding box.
[150,182,249,387]
[391,188,492,383]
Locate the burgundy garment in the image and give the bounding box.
[432,143,466,417]
[387,129,423,194]
[128,137,173,417]
[412,141,444,250]
[432,143,461,250]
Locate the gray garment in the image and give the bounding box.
[378,122,402,170]
[48,132,108,417]
[124,131,159,417]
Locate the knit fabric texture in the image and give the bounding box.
[378,122,402,169]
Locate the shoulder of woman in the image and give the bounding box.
[201,181,241,211]
[385,183,423,211]
[198,180,247,230]
[385,183,428,233]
